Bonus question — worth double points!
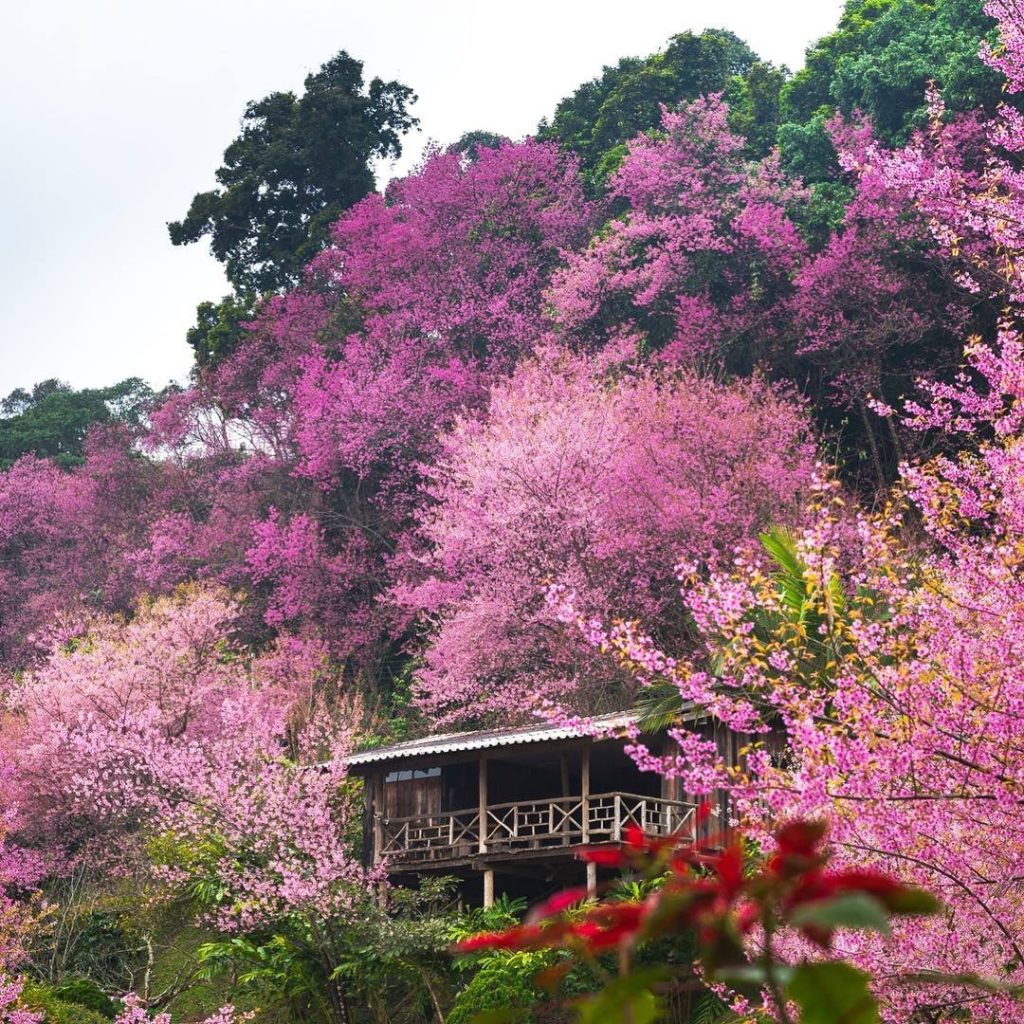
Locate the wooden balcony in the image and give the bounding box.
[375,791,698,866]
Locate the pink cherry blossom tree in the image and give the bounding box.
[4,586,324,851]
[3,585,380,1022]
[397,345,816,726]
[551,6,1024,1016]
[0,768,46,1024]
[548,95,807,368]
[323,139,596,370]
[0,427,164,669]
[127,141,596,686]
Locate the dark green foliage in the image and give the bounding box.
[0,378,152,469]
[538,30,760,185]
[786,961,880,1024]
[51,979,118,1019]
[196,877,458,1024]
[449,131,510,161]
[169,51,418,293]
[780,0,1002,145]
[724,60,790,156]
[777,114,841,184]
[448,897,552,1024]
[573,970,665,1024]
[20,982,113,1024]
[447,953,558,1024]
[775,114,855,242]
[143,924,285,1023]
[186,292,259,368]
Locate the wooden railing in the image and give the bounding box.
[377,792,697,864]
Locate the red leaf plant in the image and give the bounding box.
[455,813,938,1022]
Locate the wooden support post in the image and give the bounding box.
[560,752,570,844]
[586,860,598,897]
[372,773,384,865]
[581,741,591,845]
[478,756,488,854]
[483,868,495,909]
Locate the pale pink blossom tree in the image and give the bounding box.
[398,346,816,726]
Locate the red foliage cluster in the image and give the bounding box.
[456,814,935,971]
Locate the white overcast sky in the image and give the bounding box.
[0,0,844,395]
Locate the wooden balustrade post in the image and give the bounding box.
[582,744,598,898]
[613,793,622,842]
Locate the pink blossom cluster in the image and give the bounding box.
[549,96,807,366]
[2,584,383,982]
[114,993,252,1024]
[0,779,45,1024]
[5,587,323,849]
[398,346,816,725]
[0,978,40,1024]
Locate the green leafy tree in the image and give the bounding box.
[20,981,114,1024]
[725,59,790,156]
[448,897,563,1024]
[448,130,509,162]
[197,879,458,1024]
[169,51,418,294]
[0,379,152,470]
[780,0,1003,144]
[185,293,259,369]
[539,30,760,185]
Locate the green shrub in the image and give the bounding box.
[21,982,113,1024]
[448,949,555,1024]
[52,980,118,1019]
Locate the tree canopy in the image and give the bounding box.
[168,51,418,293]
[538,29,763,184]
[780,0,1002,142]
[0,378,151,470]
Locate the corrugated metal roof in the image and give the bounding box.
[347,712,638,767]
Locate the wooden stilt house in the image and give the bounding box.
[348,712,747,907]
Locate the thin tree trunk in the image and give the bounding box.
[419,970,446,1024]
[886,412,904,464]
[323,976,348,1024]
[142,934,154,1003]
[858,401,886,491]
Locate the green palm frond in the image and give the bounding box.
[759,526,809,619]
[634,679,686,733]
[691,990,739,1024]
